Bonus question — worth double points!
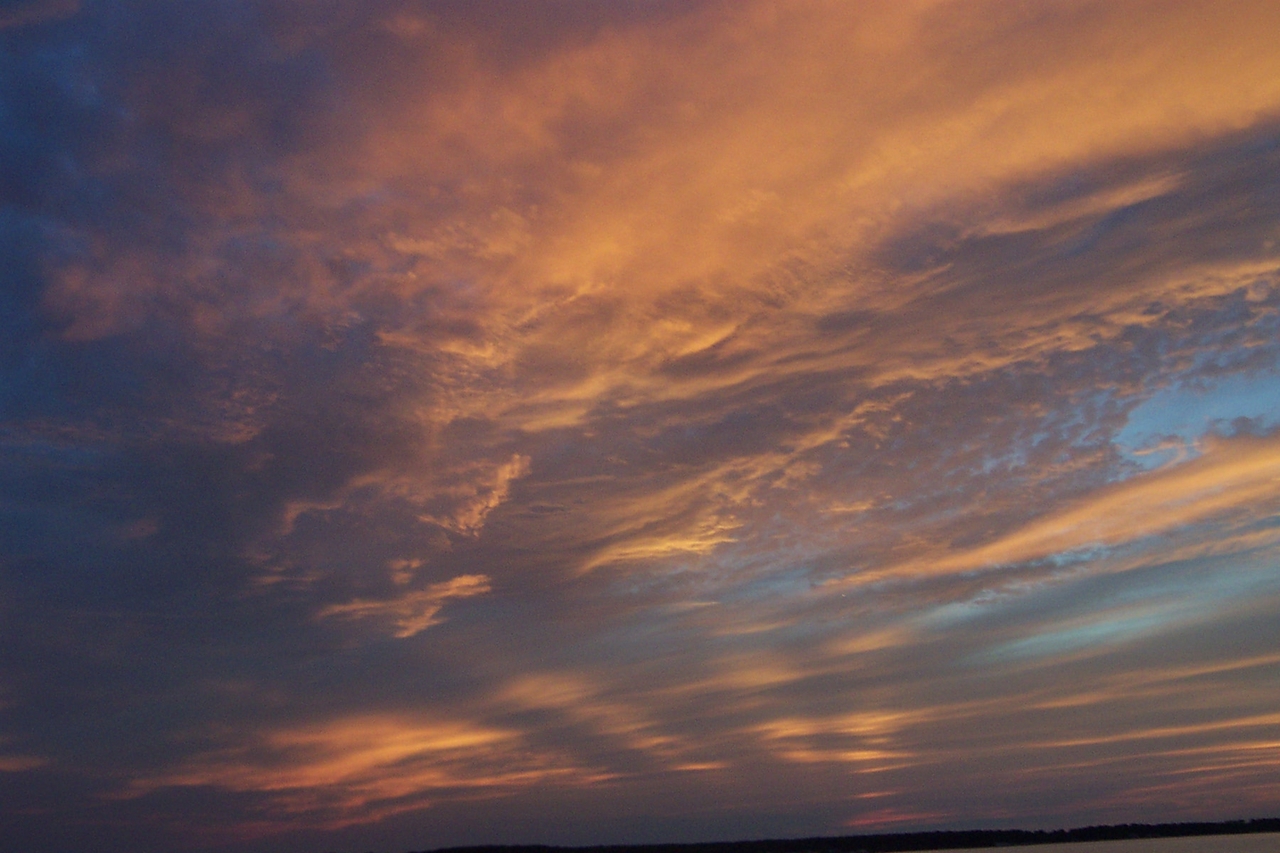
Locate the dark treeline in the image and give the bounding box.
[417,817,1280,853]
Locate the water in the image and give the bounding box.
[940,834,1280,853]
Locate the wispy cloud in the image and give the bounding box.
[317,573,492,638]
[857,432,1280,583]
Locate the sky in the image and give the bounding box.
[2,1,1280,851]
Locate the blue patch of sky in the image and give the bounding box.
[717,564,819,603]
[978,443,1028,475]
[975,384,1125,477]
[1116,367,1280,469]
[964,539,1280,664]
[981,606,1178,662]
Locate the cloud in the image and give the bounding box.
[0,754,47,772]
[419,453,532,536]
[123,713,610,832]
[859,431,1280,583]
[317,573,491,638]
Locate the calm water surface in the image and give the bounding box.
[939,835,1280,853]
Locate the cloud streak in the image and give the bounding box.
[317,573,492,638]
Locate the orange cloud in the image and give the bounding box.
[854,432,1280,583]
[124,713,609,829]
[341,0,1280,425]
[317,573,491,638]
[0,754,47,772]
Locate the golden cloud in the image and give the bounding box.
[317,573,492,638]
[858,432,1280,583]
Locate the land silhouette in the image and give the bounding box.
[418,817,1280,853]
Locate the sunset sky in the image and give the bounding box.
[3,2,1280,851]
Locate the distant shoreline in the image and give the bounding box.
[422,818,1280,853]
